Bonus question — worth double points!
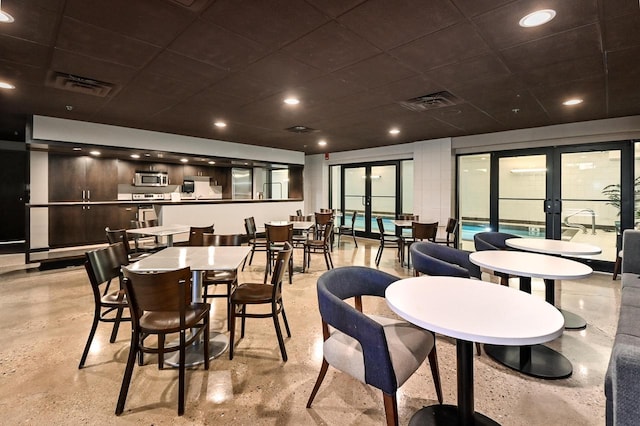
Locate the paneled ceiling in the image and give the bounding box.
[0,0,639,154]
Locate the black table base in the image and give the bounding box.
[559,308,587,330]
[484,344,572,379]
[409,405,498,426]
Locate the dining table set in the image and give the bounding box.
[386,235,601,425]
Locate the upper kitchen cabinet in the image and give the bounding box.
[49,154,117,202]
[183,164,213,178]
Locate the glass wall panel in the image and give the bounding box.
[344,167,366,232]
[370,165,396,232]
[232,168,252,199]
[330,165,341,219]
[458,154,490,250]
[270,169,289,199]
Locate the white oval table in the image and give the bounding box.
[386,276,564,426]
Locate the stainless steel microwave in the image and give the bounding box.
[134,171,168,187]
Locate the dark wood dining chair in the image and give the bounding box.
[264,222,294,284]
[105,227,150,262]
[303,220,334,272]
[337,210,358,247]
[116,267,210,416]
[374,217,402,266]
[229,242,293,361]
[79,242,131,369]
[435,217,459,247]
[289,214,311,248]
[402,221,438,268]
[129,220,166,253]
[202,233,243,330]
[243,216,267,270]
[187,225,214,246]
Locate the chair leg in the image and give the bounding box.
[375,244,383,266]
[115,329,139,415]
[306,358,330,408]
[281,307,291,337]
[327,250,334,269]
[427,343,443,405]
[109,306,124,343]
[613,255,621,280]
[203,319,210,370]
[158,334,165,369]
[475,342,482,356]
[241,305,247,338]
[229,302,236,360]
[352,233,358,247]
[323,250,331,270]
[79,307,101,369]
[382,392,399,426]
[272,308,288,362]
[288,257,293,284]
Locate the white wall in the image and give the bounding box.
[32,115,305,165]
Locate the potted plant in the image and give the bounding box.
[602,176,640,218]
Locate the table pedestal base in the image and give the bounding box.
[165,332,229,367]
[484,344,572,379]
[408,405,498,426]
[560,308,587,330]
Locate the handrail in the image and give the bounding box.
[563,209,596,235]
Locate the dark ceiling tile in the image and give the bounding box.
[424,53,512,88]
[603,13,640,52]
[338,0,463,50]
[185,87,247,111]
[516,55,604,88]
[530,76,607,121]
[207,73,280,103]
[331,54,417,89]
[282,21,381,72]
[607,46,640,116]
[0,35,51,67]
[500,24,602,72]
[602,0,640,19]
[390,23,491,72]
[375,75,443,103]
[293,74,366,102]
[64,0,194,47]
[305,0,367,18]
[127,70,211,100]
[7,83,108,117]
[103,87,182,119]
[143,51,229,85]
[0,1,60,45]
[472,0,598,50]
[451,0,515,17]
[51,49,138,87]
[425,104,501,132]
[237,53,324,90]
[0,61,46,86]
[169,19,268,71]
[56,17,161,68]
[202,0,329,49]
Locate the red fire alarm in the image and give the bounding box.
[325,152,329,160]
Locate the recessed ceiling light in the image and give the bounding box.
[180,158,188,163]
[519,9,556,27]
[90,150,101,156]
[318,140,327,147]
[284,97,300,105]
[72,147,82,151]
[0,81,15,89]
[389,128,400,135]
[0,1,15,24]
[208,161,216,165]
[130,154,140,159]
[65,105,73,111]
[563,99,583,106]
[214,121,227,128]
[144,153,151,157]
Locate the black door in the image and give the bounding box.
[0,149,26,243]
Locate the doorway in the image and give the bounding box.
[0,146,27,250]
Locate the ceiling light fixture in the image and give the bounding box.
[563,98,583,106]
[180,158,188,163]
[130,154,140,159]
[318,140,327,147]
[72,147,82,151]
[0,0,15,23]
[519,9,556,27]
[284,97,300,105]
[90,150,101,156]
[208,161,216,165]
[389,128,400,135]
[214,121,227,128]
[0,81,15,89]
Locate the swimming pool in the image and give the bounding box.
[460,223,542,241]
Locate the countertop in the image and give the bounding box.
[28,198,303,207]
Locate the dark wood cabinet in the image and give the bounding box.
[183,164,214,178]
[49,204,136,247]
[289,166,303,199]
[49,154,117,201]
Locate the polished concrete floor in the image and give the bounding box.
[0,239,618,425]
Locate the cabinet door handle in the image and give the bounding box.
[87,189,90,200]
[82,190,85,201]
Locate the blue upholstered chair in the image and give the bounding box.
[410,242,483,355]
[473,231,521,285]
[410,241,481,279]
[306,266,442,426]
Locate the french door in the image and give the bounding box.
[340,162,400,239]
[489,142,632,264]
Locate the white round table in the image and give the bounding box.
[505,237,601,256]
[386,276,564,426]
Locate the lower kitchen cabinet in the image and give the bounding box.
[49,204,137,247]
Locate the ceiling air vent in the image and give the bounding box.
[47,72,114,97]
[398,91,460,112]
[285,125,318,133]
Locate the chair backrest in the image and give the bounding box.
[320,208,334,214]
[144,219,159,227]
[322,220,334,244]
[412,221,438,241]
[269,242,293,298]
[85,242,127,296]
[202,233,242,246]
[350,211,358,227]
[317,266,400,395]
[129,220,143,229]
[265,223,293,244]
[122,267,193,324]
[289,215,306,222]
[315,212,333,239]
[105,227,132,256]
[473,231,520,251]
[445,217,458,234]
[296,209,303,216]
[410,241,481,279]
[244,217,257,237]
[188,225,214,246]
[375,217,387,237]
[398,214,419,221]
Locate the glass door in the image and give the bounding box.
[341,162,399,239]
